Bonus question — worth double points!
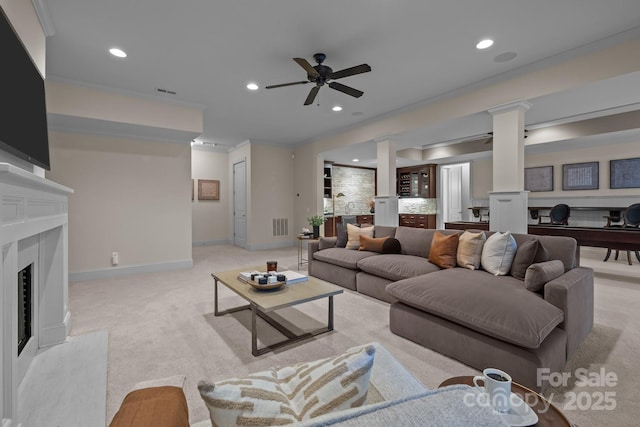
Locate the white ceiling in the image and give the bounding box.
[42,0,640,164]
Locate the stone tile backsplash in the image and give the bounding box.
[399,198,437,214]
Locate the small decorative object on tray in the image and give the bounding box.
[238,271,285,291]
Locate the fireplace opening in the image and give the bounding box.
[18,263,33,356]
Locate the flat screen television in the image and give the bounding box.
[0,7,50,170]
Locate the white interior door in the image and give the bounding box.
[443,165,463,222]
[233,160,247,248]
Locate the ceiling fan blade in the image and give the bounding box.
[328,81,364,98]
[293,58,320,78]
[330,64,371,80]
[304,86,320,105]
[265,81,309,89]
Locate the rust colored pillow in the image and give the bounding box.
[359,234,389,252]
[109,386,189,427]
[428,231,459,269]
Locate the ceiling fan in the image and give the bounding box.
[265,53,371,105]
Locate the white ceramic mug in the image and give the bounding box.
[473,368,512,412]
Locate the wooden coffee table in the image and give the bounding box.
[211,267,343,356]
[439,376,573,426]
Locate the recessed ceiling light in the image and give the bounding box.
[246,83,259,91]
[332,105,342,112]
[109,48,127,58]
[352,158,359,162]
[476,39,494,50]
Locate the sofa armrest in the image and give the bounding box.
[544,266,594,358]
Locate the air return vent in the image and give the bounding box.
[156,87,177,95]
[272,218,288,237]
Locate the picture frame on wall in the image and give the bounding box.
[525,166,553,192]
[610,157,640,189]
[562,162,599,190]
[198,179,220,200]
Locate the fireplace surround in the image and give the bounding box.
[0,163,72,421]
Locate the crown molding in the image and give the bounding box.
[31,0,55,36]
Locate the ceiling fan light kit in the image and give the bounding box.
[266,53,371,105]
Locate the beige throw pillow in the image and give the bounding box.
[198,344,375,426]
[480,231,517,276]
[456,230,486,270]
[345,223,374,250]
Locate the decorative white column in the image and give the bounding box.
[375,140,399,226]
[488,101,531,234]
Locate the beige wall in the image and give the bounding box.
[248,143,295,249]
[470,138,640,200]
[47,131,192,274]
[192,149,230,244]
[0,0,46,76]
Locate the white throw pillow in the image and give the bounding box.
[480,231,517,276]
[198,344,375,425]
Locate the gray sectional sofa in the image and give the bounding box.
[308,226,594,391]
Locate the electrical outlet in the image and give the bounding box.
[111,252,119,266]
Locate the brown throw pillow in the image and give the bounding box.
[110,386,189,427]
[456,230,486,270]
[511,239,539,280]
[428,231,459,269]
[524,260,565,292]
[359,234,389,252]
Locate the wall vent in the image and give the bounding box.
[272,218,288,237]
[156,87,177,95]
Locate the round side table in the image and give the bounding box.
[439,376,573,427]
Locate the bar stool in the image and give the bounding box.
[603,203,640,265]
[538,204,570,225]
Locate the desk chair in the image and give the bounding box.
[603,203,640,265]
[538,204,570,225]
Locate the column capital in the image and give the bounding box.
[488,100,532,115]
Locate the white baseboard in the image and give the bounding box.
[192,239,230,247]
[69,259,193,282]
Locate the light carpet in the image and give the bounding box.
[17,330,108,427]
[65,244,639,427]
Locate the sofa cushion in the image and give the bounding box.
[374,225,397,239]
[456,230,486,270]
[314,247,378,270]
[198,344,375,426]
[428,231,459,269]
[386,269,564,348]
[525,260,565,292]
[346,223,374,250]
[357,254,441,282]
[481,231,517,276]
[510,239,539,280]
[359,235,389,252]
[394,227,437,258]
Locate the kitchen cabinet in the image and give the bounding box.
[399,214,436,229]
[323,165,332,198]
[397,164,436,198]
[324,215,375,237]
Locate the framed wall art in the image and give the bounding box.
[562,162,599,191]
[198,179,220,200]
[610,157,640,189]
[525,166,553,192]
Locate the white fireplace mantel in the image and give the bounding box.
[0,163,73,421]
